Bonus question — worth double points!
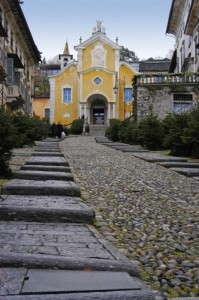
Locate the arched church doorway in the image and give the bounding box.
[89,95,107,125]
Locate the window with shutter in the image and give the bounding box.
[7,58,14,85]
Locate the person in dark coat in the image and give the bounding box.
[57,121,64,139]
[51,122,57,138]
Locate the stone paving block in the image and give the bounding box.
[21,164,71,172]
[22,270,139,294]
[35,148,61,152]
[0,195,94,223]
[131,152,187,162]
[1,179,80,196]
[13,170,74,181]
[95,137,114,143]
[170,167,199,177]
[0,222,137,275]
[157,162,199,168]
[0,290,165,299]
[0,268,27,296]
[26,157,69,166]
[32,152,64,157]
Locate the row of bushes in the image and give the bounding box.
[0,108,50,178]
[105,105,199,158]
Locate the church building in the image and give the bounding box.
[49,21,137,125]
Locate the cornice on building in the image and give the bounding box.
[7,0,41,63]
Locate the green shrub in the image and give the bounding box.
[137,114,164,150]
[118,119,139,144]
[162,113,190,156]
[0,108,16,178]
[70,119,84,134]
[11,113,50,147]
[181,105,199,158]
[105,119,120,141]
[118,119,130,143]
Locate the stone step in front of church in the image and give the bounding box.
[89,125,107,136]
[0,138,165,299]
[0,195,94,223]
[13,170,74,181]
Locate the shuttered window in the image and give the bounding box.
[7,58,14,85]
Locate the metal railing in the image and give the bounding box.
[136,73,199,85]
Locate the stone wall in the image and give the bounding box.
[136,83,199,121]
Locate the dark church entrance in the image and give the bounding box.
[93,108,104,124]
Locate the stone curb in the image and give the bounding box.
[13,170,74,181]
[0,252,138,276]
[0,290,166,300]
[1,180,81,196]
[0,205,94,223]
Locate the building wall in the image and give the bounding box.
[167,0,199,73]
[33,98,50,119]
[52,64,78,124]
[136,77,199,121]
[0,0,40,114]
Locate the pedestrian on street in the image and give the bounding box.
[57,121,64,139]
[50,122,57,138]
[85,123,90,135]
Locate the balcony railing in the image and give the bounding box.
[136,73,199,85]
[7,85,21,102]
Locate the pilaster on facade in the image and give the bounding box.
[49,77,55,124]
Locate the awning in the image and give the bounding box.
[7,53,24,68]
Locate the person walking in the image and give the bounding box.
[85,123,90,136]
[50,122,57,138]
[57,121,64,139]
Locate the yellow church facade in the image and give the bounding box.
[49,22,137,125]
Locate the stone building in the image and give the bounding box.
[49,21,137,126]
[0,0,40,114]
[166,0,199,73]
[134,0,199,121]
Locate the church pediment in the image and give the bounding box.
[75,34,121,51]
[74,21,121,51]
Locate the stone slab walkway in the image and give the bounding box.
[0,138,163,299]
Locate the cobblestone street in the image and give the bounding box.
[60,136,199,298]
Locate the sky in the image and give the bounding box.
[21,0,175,62]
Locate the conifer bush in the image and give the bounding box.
[137,115,164,150]
[12,113,50,147]
[181,105,199,158]
[118,119,139,144]
[0,109,50,178]
[70,119,84,134]
[162,113,190,156]
[105,119,120,141]
[0,108,16,178]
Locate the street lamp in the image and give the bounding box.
[113,76,126,119]
[113,84,118,95]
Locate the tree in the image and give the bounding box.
[120,46,139,62]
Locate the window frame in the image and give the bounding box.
[124,88,133,103]
[173,93,193,114]
[62,86,72,104]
